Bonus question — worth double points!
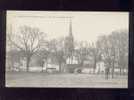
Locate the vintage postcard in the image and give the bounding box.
[6,11,128,88]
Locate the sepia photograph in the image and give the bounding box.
[6,11,128,88]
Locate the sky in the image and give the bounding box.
[6,11,129,43]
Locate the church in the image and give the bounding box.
[64,18,78,65]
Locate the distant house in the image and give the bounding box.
[64,52,95,73]
[66,56,78,64]
[95,61,105,73]
[95,61,128,74]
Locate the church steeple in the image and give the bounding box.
[64,17,74,64]
[69,18,73,37]
[68,18,74,42]
[65,17,74,43]
[68,17,74,50]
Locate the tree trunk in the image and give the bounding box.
[26,55,31,72]
[42,64,44,72]
[45,62,48,72]
[120,68,122,75]
[59,62,62,72]
[41,60,44,72]
[71,55,73,64]
[123,67,125,75]
[111,61,114,79]
[93,57,96,74]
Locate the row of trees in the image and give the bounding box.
[97,30,128,77]
[7,25,128,76]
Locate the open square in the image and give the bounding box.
[6,11,128,88]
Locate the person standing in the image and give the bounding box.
[105,66,110,79]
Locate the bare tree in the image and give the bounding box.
[97,29,128,78]
[77,41,89,66]
[97,35,112,78]
[115,30,128,75]
[7,25,46,71]
[90,42,101,73]
[48,38,66,72]
[36,49,50,72]
[107,33,117,78]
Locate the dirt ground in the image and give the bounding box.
[6,72,128,88]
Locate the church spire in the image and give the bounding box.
[69,18,73,37]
